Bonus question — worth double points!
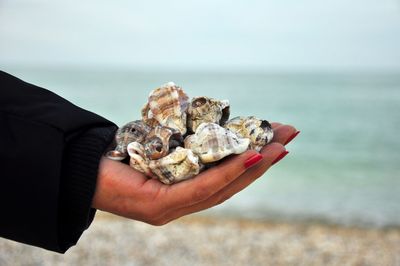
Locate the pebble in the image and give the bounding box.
[1,213,399,266]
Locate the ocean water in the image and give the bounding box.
[5,67,400,228]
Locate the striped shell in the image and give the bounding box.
[142,82,189,135]
[143,126,183,160]
[184,122,250,163]
[106,120,151,161]
[224,116,274,152]
[149,147,201,185]
[187,96,230,133]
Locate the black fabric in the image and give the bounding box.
[0,70,118,253]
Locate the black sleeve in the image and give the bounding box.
[0,70,118,253]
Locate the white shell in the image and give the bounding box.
[224,116,274,152]
[127,142,154,178]
[187,96,230,132]
[184,123,250,163]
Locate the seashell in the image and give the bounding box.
[143,126,183,160]
[184,122,250,163]
[149,147,201,185]
[108,82,278,186]
[141,104,160,128]
[127,142,154,178]
[106,120,151,161]
[187,96,230,133]
[224,116,274,152]
[142,82,189,135]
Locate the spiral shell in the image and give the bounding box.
[127,142,154,178]
[149,147,201,185]
[187,96,230,133]
[143,126,183,160]
[224,116,274,152]
[106,120,151,161]
[142,82,189,135]
[184,122,250,163]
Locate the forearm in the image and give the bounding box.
[0,70,117,252]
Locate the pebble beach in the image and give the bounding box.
[1,212,399,266]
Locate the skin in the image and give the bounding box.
[92,122,297,226]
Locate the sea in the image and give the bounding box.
[4,67,400,228]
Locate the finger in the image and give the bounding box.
[155,143,286,224]
[272,124,298,145]
[271,122,282,129]
[160,150,263,210]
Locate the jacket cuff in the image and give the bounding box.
[58,125,117,252]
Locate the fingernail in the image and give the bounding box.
[284,131,300,145]
[272,151,289,165]
[244,154,263,168]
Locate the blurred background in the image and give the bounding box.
[1,0,400,265]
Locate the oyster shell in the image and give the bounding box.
[149,147,201,185]
[224,116,274,152]
[142,82,189,135]
[106,120,151,161]
[184,122,250,163]
[187,96,230,132]
[143,126,183,160]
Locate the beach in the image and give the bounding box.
[1,69,399,266]
[1,212,399,266]
[2,0,400,263]
[2,1,400,264]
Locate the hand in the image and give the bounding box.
[92,123,298,225]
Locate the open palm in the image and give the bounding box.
[92,122,298,225]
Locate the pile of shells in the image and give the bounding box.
[106,82,274,185]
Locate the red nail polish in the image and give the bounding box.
[272,151,289,165]
[284,131,300,145]
[244,154,263,168]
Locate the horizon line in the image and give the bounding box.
[2,63,400,75]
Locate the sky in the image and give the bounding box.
[0,0,400,71]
